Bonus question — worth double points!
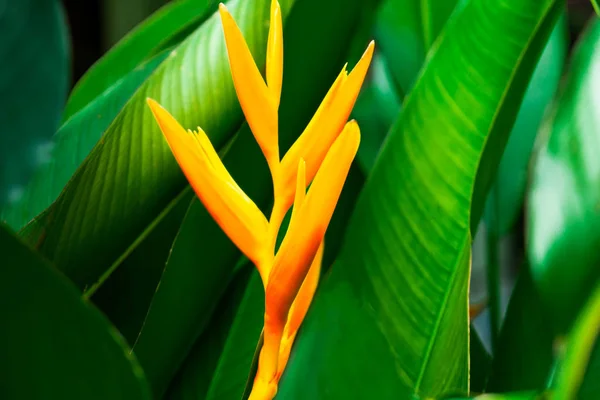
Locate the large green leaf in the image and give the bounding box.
[63,0,219,119]
[552,281,600,399]
[0,224,150,399]
[279,1,559,398]
[374,0,463,95]
[484,15,567,236]
[19,0,280,292]
[527,18,600,333]
[0,0,69,205]
[487,265,554,392]
[89,186,194,344]
[1,52,168,230]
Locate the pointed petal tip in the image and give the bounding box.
[359,41,375,63]
[146,97,158,108]
[271,0,281,12]
[298,157,306,169]
[347,119,360,134]
[343,120,361,149]
[342,62,349,75]
[218,3,231,21]
[146,98,167,119]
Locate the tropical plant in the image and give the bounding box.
[2,0,600,399]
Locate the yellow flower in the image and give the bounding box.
[147,1,373,398]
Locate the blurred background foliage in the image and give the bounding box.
[2,0,600,399]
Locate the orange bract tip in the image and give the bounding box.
[277,43,372,214]
[146,99,269,270]
[220,2,279,170]
[266,0,283,106]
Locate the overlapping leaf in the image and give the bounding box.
[0,224,150,400]
[527,18,600,333]
[374,0,464,95]
[63,0,220,119]
[0,0,69,205]
[2,53,168,230]
[487,265,554,392]
[552,281,600,399]
[19,0,278,292]
[279,1,560,398]
[484,15,567,236]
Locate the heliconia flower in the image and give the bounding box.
[147,1,372,399]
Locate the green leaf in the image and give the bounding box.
[445,393,542,400]
[578,339,600,399]
[471,327,492,393]
[484,14,567,236]
[487,265,554,392]
[203,271,264,400]
[166,265,260,400]
[1,52,168,230]
[89,186,194,344]
[470,2,562,233]
[279,1,559,398]
[0,224,150,399]
[374,0,463,95]
[19,0,279,291]
[63,0,219,119]
[353,51,401,173]
[527,18,600,333]
[552,282,600,399]
[592,1,600,16]
[0,0,69,205]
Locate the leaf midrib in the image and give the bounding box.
[413,235,469,393]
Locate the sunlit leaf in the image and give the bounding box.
[484,14,567,236]
[279,1,560,398]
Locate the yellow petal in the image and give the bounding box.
[266,0,283,107]
[219,3,279,169]
[147,98,269,269]
[254,121,360,388]
[288,158,306,226]
[276,240,323,380]
[277,41,374,210]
